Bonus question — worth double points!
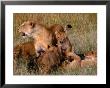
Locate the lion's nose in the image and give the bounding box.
[20,32,26,36]
[60,41,63,44]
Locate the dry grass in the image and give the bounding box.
[13,13,97,75]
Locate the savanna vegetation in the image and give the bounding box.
[13,13,97,75]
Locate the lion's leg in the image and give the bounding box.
[34,43,47,57]
[34,44,42,57]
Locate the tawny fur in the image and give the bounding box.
[18,21,56,57]
[37,46,62,75]
[13,41,37,74]
[60,53,81,70]
[50,24,81,62]
[13,41,36,60]
[81,51,97,68]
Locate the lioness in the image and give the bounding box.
[18,21,56,57]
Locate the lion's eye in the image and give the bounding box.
[60,41,63,44]
[30,22,33,26]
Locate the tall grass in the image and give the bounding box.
[13,13,97,75]
[13,13,97,53]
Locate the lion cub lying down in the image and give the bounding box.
[37,46,63,75]
[81,51,97,67]
[60,51,97,70]
[13,41,36,60]
[13,41,37,74]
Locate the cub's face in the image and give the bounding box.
[18,21,35,37]
[84,51,97,60]
[55,31,67,44]
[84,51,97,57]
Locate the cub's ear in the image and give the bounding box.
[67,24,72,28]
[64,24,72,32]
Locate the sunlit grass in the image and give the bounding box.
[13,13,97,75]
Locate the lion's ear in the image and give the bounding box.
[65,24,72,31]
[67,24,72,28]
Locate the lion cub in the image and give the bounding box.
[37,46,62,74]
[50,24,80,62]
